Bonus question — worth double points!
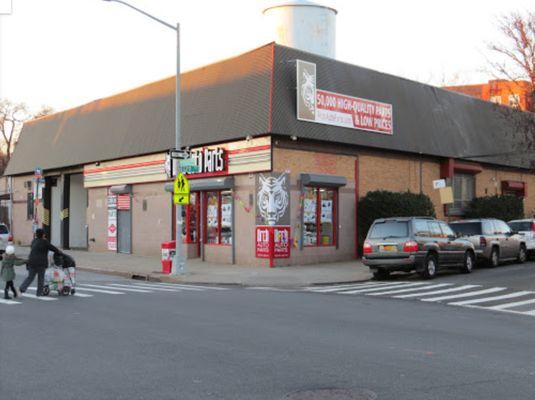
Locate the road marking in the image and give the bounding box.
[394,285,480,299]
[21,293,57,301]
[366,283,453,296]
[421,287,507,302]
[153,282,226,291]
[75,286,125,295]
[0,298,21,305]
[126,283,184,292]
[27,287,93,298]
[341,282,429,294]
[448,291,534,306]
[306,282,405,292]
[485,298,535,311]
[103,284,154,293]
[522,309,535,316]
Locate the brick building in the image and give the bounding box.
[445,79,533,111]
[4,43,535,266]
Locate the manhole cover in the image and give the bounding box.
[284,388,377,400]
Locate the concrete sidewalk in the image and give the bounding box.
[24,248,372,287]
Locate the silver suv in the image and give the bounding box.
[449,219,527,267]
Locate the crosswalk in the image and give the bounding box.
[0,281,228,305]
[305,281,535,318]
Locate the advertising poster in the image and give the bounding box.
[107,195,117,251]
[255,226,271,259]
[256,172,290,226]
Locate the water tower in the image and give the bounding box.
[263,0,337,59]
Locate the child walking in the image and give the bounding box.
[1,245,27,300]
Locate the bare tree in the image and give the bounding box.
[487,11,535,112]
[0,100,54,174]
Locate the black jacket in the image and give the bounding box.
[28,238,60,270]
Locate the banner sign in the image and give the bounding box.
[255,226,291,267]
[188,148,227,177]
[107,194,117,251]
[297,60,393,135]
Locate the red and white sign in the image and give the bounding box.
[255,226,291,267]
[117,194,131,210]
[107,195,117,251]
[297,60,393,135]
[315,90,393,134]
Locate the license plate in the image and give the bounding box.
[380,245,397,252]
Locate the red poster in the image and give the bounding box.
[255,226,271,259]
[255,226,291,264]
[273,227,291,258]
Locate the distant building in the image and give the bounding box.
[444,79,533,111]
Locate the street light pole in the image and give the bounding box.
[102,0,185,274]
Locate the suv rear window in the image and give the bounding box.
[509,221,532,232]
[450,222,482,236]
[368,221,408,239]
[0,225,8,234]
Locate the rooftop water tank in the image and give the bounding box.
[263,0,337,59]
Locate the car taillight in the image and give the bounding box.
[363,242,373,254]
[403,240,418,252]
[480,236,487,248]
[8,235,13,242]
[532,222,535,239]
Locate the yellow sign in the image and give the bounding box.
[173,173,190,205]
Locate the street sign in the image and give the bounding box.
[179,159,200,174]
[170,149,190,159]
[173,173,190,205]
[433,179,446,189]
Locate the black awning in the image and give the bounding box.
[300,173,347,187]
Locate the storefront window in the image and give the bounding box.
[220,191,233,245]
[204,190,233,246]
[303,187,337,247]
[206,191,220,244]
[452,173,475,213]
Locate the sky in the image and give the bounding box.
[0,0,533,113]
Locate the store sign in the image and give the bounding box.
[107,195,117,251]
[256,172,290,226]
[255,226,291,266]
[297,60,394,135]
[188,148,226,176]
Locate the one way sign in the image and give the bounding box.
[173,173,190,205]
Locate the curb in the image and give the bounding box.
[77,266,373,288]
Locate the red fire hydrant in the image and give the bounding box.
[161,241,176,274]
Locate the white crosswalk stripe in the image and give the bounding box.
[151,282,227,291]
[394,285,481,299]
[342,282,430,295]
[449,291,534,306]
[366,283,453,296]
[75,286,125,295]
[126,283,184,292]
[0,298,21,305]
[420,287,506,302]
[304,281,535,319]
[103,284,154,293]
[21,293,57,301]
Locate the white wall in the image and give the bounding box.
[69,173,87,248]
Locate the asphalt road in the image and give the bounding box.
[1,261,535,400]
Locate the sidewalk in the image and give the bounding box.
[49,249,372,288]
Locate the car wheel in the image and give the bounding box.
[460,251,475,274]
[420,253,438,279]
[373,269,390,280]
[517,245,527,263]
[488,247,499,268]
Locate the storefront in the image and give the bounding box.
[5,43,535,266]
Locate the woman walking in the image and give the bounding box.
[19,228,61,297]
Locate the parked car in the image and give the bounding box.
[508,219,535,257]
[362,217,476,280]
[449,218,527,267]
[0,223,13,254]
